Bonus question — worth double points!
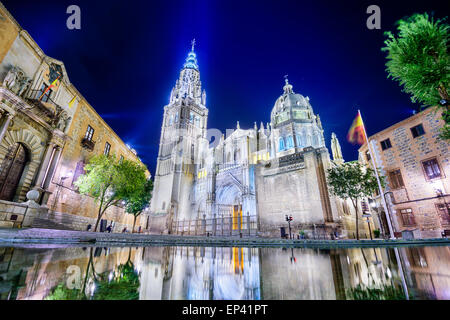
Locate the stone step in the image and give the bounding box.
[31,218,75,231]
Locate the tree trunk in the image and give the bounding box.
[94,209,103,232]
[132,215,137,234]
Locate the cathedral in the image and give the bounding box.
[149,44,343,237]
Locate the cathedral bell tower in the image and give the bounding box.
[150,40,209,228]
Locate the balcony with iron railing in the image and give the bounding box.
[26,89,63,120]
[81,137,96,151]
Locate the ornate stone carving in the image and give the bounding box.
[3,65,31,97]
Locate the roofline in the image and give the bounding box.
[358,106,439,151]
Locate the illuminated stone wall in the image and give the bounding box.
[360,107,450,238]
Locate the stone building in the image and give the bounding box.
[150,45,343,237]
[0,3,149,232]
[359,107,450,238]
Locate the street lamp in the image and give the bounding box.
[362,212,373,240]
[285,214,293,239]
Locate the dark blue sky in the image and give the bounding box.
[3,0,449,174]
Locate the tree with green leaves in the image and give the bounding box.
[382,13,450,139]
[74,154,148,232]
[327,162,384,240]
[125,178,153,233]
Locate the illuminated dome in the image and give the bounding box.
[270,78,314,128]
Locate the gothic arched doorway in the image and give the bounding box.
[0,143,30,201]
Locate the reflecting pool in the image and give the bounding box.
[0,245,449,300]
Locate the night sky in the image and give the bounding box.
[2,0,449,174]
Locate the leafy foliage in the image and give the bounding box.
[124,178,153,232]
[327,162,383,202]
[74,154,148,231]
[347,284,407,300]
[45,283,87,300]
[327,162,384,239]
[382,13,449,106]
[382,13,450,139]
[92,260,140,300]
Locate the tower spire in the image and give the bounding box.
[183,40,199,70]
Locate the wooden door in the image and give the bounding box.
[0,143,28,201]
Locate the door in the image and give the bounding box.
[0,143,29,201]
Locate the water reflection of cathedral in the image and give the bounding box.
[139,247,261,300]
[1,245,449,300]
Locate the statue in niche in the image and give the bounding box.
[56,112,71,131]
[3,66,18,89]
[3,65,31,97]
[17,78,32,97]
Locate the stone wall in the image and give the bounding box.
[0,3,20,71]
[255,148,339,237]
[0,198,45,228]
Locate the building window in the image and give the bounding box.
[104,142,111,156]
[119,155,124,163]
[189,112,194,123]
[388,169,405,189]
[410,124,425,138]
[436,203,450,225]
[84,125,94,141]
[366,151,371,162]
[38,83,52,102]
[279,137,285,151]
[400,208,416,226]
[422,158,442,180]
[380,138,392,150]
[286,136,294,149]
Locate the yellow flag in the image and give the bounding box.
[68,96,76,108]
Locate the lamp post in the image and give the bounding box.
[285,214,293,239]
[51,170,73,214]
[362,213,373,240]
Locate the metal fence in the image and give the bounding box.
[171,213,258,237]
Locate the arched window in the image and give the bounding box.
[278,137,285,151]
[296,135,302,148]
[286,136,294,149]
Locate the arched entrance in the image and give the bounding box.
[0,143,29,201]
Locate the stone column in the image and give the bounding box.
[0,113,14,144]
[34,142,57,188]
[41,146,62,206]
[42,146,62,190]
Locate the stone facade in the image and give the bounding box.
[0,3,150,232]
[359,107,450,238]
[150,46,342,237]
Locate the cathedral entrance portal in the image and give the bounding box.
[0,143,29,201]
[232,204,243,231]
